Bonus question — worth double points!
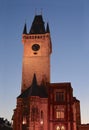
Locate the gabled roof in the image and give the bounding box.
[29,15,45,34]
[18,74,48,98]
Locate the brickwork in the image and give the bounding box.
[48,83,81,130]
[13,96,48,130]
[78,124,89,130]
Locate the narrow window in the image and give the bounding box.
[40,111,43,125]
[41,111,43,119]
[22,116,26,125]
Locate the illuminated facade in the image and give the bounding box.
[13,14,81,130]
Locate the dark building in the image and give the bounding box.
[0,117,12,130]
[13,14,88,130]
[78,124,89,130]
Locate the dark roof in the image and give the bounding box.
[0,126,12,130]
[49,82,72,88]
[29,15,46,34]
[18,74,48,98]
[73,97,80,102]
[23,23,27,34]
[46,23,50,33]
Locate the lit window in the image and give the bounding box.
[56,111,61,118]
[61,126,65,130]
[40,111,44,125]
[56,109,64,119]
[56,125,65,130]
[56,126,60,130]
[22,116,26,125]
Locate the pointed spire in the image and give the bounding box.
[23,23,27,34]
[29,15,45,34]
[46,22,50,33]
[32,73,37,86]
[30,73,40,96]
[17,73,48,98]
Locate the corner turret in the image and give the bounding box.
[23,23,27,34]
[46,23,50,33]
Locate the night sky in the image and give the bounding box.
[0,0,89,123]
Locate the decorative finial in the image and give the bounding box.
[35,8,37,15]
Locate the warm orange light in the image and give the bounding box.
[40,120,43,125]
[22,116,26,125]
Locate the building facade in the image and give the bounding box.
[13,14,81,130]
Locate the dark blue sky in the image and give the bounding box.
[0,0,89,123]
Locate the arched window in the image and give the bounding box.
[56,125,65,130]
[61,126,65,130]
[56,126,60,130]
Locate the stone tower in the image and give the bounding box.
[21,15,52,92]
[13,14,51,130]
[13,14,81,130]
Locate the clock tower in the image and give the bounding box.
[13,14,81,130]
[22,15,52,92]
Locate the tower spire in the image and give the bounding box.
[23,23,27,34]
[46,22,50,33]
[35,8,37,15]
[31,73,37,86]
[29,15,45,34]
[41,8,43,15]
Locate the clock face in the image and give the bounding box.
[32,44,40,51]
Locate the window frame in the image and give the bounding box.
[55,91,65,102]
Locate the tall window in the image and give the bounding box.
[56,92,64,102]
[40,111,44,125]
[22,116,26,125]
[41,111,43,119]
